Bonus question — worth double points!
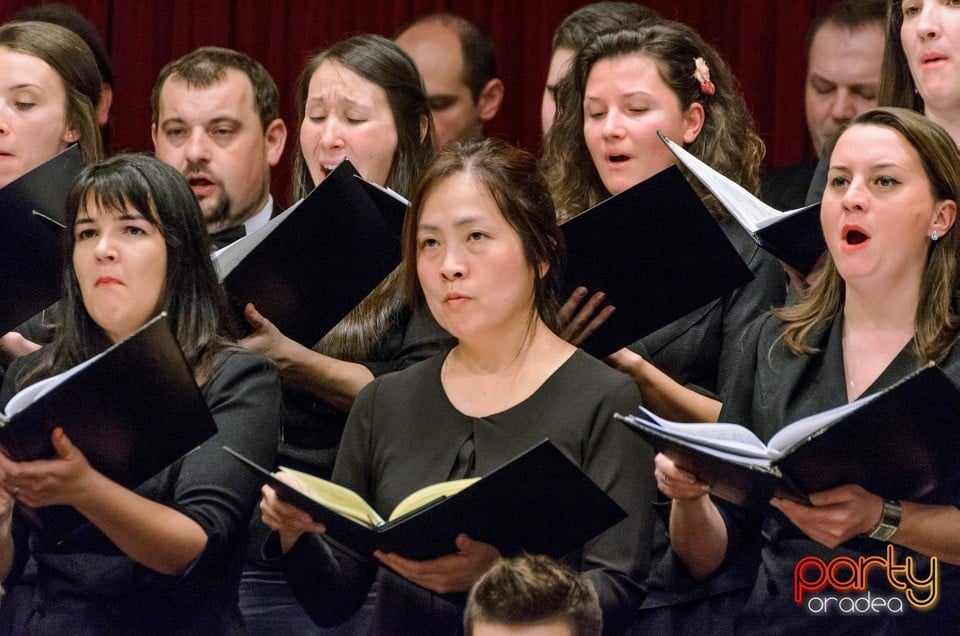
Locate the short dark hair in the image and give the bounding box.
[551,2,660,53]
[12,2,113,84]
[395,13,497,102]
[151,46,280,131]
[805,0,886,58]
[19,154,231,389]
[402,138,564,331]
[464,554,602,636]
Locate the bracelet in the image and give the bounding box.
[865,499,902,541]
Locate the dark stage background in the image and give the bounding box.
[1,0,840,207]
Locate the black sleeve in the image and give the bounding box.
[161,350,281,582]
[578,374,656,635]
[270,377,381,626]
[716,241,785,400]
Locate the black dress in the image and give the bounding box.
[718,313,960,634]
[1,347,281,635]
[268,349,656,636]
[239,305,455,635]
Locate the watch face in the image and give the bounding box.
[867,500,902,541]
[869,523,897,541]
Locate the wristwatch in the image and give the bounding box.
[865,499,902,541]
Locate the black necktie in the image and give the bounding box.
[210,224,246,250]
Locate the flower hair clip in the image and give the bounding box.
[693,57,715,96]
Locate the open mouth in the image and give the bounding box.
[319,160,344,179]
[608,154,629,164]
[842,227,870,246]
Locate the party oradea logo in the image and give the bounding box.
[793,545,939,615]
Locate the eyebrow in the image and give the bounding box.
[306,95,369,109]
[418,216,486,231]
[584,91,650,103]
[75,211,150,225]
[829,162,903,172]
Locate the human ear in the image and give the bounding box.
[681,102,705,145]
[932,199,957,238]
[96,84,113,127]
[264,118,288,167]
[477,78,505,123]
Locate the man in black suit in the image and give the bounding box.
[762,0,884,210]
[151,47,287,249]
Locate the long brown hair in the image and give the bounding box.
[777,108,960,363]
[294,35,435,360]
[878,1,923,112]
[542,21,763,221]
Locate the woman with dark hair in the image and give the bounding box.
[664,108,960,632]
[0,154,281,634]
[240,33,442,417]
[237,35,450,636]
[259,139,655,636]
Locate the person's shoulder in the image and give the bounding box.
[356,350,445,403]
[565,349,638,395]
[742,310,785,343]
[208,345,279,386]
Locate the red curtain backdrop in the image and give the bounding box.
[1,0,840,208]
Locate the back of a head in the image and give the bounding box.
[552,2,660,52]
[395,13,497,102]
[151,45,280,130]
[12,2,113,85]
[806,0,886,58]
[463,555,602,636]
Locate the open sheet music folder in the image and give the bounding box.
[659,131,826,274]
[214,160,404,347]
[0,145,83,334]
[561,165,755,358]
[617,364,960,508]
[225,439,626,561]
[1,314,217,537]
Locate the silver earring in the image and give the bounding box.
[931,230,939,241]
